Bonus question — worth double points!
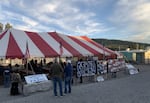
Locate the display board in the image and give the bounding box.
[25,74,48,84]
[108,59,126,72]
[97,61,106,74]
[77,61,96,77]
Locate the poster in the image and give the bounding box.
[77,61,96,77]
[97,61,106,74]
[25,74,48,84]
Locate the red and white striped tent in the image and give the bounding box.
[0,28,116,59]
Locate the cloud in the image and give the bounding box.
[109,0,150,43]
[0,10,21,25]
[110,0,150,23]
[72,0,105,6]
[1,0,10,6]
[22,16,38,27]
[128,32,150,43]
[15,24,53,32]
[32,1,60,14]
[0,0,110,36]
[39,3,57,13]
[75,20,109,35]
[1,0,149,43]
[0,9,38,29]
[131,3,150,22]
[31,0,109,35]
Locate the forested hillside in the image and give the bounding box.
[92,38,150,51]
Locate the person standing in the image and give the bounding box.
[3,64,11,88]
[64,60,73,94]
[10,70,22,95]
[50,58,64,96]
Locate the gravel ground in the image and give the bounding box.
[0,64,150,103]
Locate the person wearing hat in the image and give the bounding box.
[64,60,73,94]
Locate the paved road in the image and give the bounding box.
[1,64,150,103]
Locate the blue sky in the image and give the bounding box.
[0,0,150,43]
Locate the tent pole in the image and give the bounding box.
[58,56,61,63]
[26,58,28,75]
[26,58,35,75]
[9,59,12,66]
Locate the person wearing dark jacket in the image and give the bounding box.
[50,58,64,96]
[3,65,11,88]
[64,60,73,94]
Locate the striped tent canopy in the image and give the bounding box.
[0,28,116,59]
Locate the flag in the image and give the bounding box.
[25,41,30,58]
[24,41,31,75]
[22,41,30,64]
[59,42,63,56]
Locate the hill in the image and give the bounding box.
[92,38,150,51]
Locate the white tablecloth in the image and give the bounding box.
[23,80,52,96]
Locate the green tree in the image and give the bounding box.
[0,22,3,33]
[5,23,12,30]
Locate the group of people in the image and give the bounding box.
[2,58,73,97]
[50,59,73,96]
[3,64,22,95]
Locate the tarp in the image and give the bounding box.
[0,28,116,59]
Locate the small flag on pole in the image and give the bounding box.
[59,42,63,56]
[25,41,30,58]
[24,41,31,75]
[23,41,30,64]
